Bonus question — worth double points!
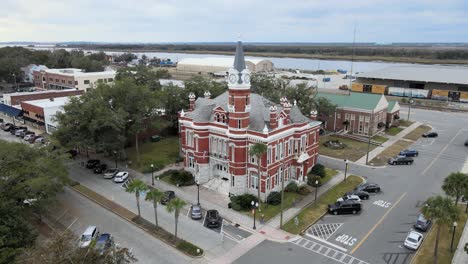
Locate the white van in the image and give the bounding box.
[79,226,99,248]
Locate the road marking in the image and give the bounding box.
[65,217,79,231]
[350,192,407,254]
[305,233,348,252]
[421,128,463,175]
[291,237,369,264]
[308,223,343,240]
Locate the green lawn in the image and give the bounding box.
[319,135,377,162]
[282,175,363,234]
[260,192,303,222]
[386,127,403,136]
[399,119,415,127]
[372,135,389,143]
[314,168,339,185]
[370,140,413,166]
[403,125,432,141]
[126,137,180,173]
[413,205,467,264]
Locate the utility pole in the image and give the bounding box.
[280,163,285,228]
[407,90,413,121]
[365,110,374,165]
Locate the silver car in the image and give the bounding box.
[190,205,202,220]
[103,168,119,179]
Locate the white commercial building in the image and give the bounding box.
[177,57,274,74]
[33,68,116,92]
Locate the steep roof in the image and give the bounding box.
[233,41,246,72]
[387,101,400,113]
[316,92,384,111]
[185,92,314,132]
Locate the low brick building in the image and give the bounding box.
[315,92,400,136]
[2,89,83,107]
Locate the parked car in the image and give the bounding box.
[95,233,113,255]
[26,135,39,143]
[328,200,361,215]
[190,205,203,220]
[86,159,101,169]
[22,131,34,138]
[206,209,221,228]
[8,126,19,134]
[399,149,419,157]
[23,133,36,141]
[113,171,129,183]
[1,122,13,131]
[103,168,119,179]
[10,126,25,135]
[14,129,27,137]
[355,183,381,193]
[422,132,438,138]
[404,231,424,250]
[337,194,361,203]
[93,163,108,174]
[413,214,432,232]
[345,190,370,200]
[34,136,46,144]
[388,156,414,165]
[465,139,468,146]
[161,191,175,205]
[78,226,100,248]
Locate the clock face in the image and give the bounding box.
[229,74,237,84]
[243,74,250,84]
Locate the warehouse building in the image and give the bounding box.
[177,57,274,74]
[354,65,468,102]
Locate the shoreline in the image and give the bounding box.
[82,48,468,65]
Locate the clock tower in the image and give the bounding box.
[227,40,251,130]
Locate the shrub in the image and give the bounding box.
[310,164,326,178]
[285,182,299,193]
[172,170,195,186]
[307,175,322,187]
[267,191,282,205]
[298,185,311,195]
[230,194,258,210]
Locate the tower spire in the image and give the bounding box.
[233,40,246,72]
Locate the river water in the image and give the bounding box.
[4,44,467,73]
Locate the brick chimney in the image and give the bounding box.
[283,102,292,124]
[280,96,288,107]
[188,92,196,111]
[270,105,278,130]
[310,109,318,120]
[204,91,211,99]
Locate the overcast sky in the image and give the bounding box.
[1,0,468,43]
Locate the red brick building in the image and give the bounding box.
[3,89,83,106]
[315,92,400,135]
[178,41,321,200]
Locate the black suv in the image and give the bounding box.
[388,156,414,165]
[345,190,370,200]
[328,200,361,215]
[206,210,221,228]
[93,163,108,174]
[414,214,431,232]
[161,191,175,205]
[355,183,381,193]
[422,132,438,138]
[399,149,419,157]
[86,159,101,169]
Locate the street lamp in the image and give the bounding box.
[315,180,319,201]
[196,180,200,206]
[344,159,349,182]
[113,150,118,168]
[150,164,154,186]
[280,163,286,228]
[251,201,259,230]
[451,221,458,252]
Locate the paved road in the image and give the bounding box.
[237,108,468,264]
[49,188,191,264]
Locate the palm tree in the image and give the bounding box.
[249,143,267,202]
[442,172,468,205]
[166,198,186,239]
[421,195,459,264]
[145,188,164,227]
[126,179,148,218]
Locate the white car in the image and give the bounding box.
[24,134,36,141]
[113,171,129,183]
[337,194,361,203]
[404,231,424,250]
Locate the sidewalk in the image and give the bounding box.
[355,121,421,165]
[452,218,468,264]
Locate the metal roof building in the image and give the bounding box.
[177,57,274,73]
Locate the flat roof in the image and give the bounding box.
[42,68,116,77]
[4,89,77,97]
[23,96,75,108]
[357,65,468,85]
[178,57,270,67]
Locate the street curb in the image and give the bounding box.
[320,154,387,169]
[399,103,468,113]
[70,185,205,259]
[409,225,434,264]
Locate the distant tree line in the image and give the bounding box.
[0,47,110,84]
[67,43,468,61]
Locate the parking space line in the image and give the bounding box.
[422,128,463,175]
[350,192,407,254]
[305,233,348,252]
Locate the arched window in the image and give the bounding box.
[215,113,219,122]
[222,115,226,123]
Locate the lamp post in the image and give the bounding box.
[150,164,154,186]
[407,90,413,121]
[315,180,319,201]
[251,201,259,230]
[280,163,286,228]
[451,221,458,252]
[344,159,349,182]
[113,150,118,168]
[365,109,375,165]
[196,180,200,206]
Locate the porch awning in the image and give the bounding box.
[0,104,23,117]
[297,152,310,163]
